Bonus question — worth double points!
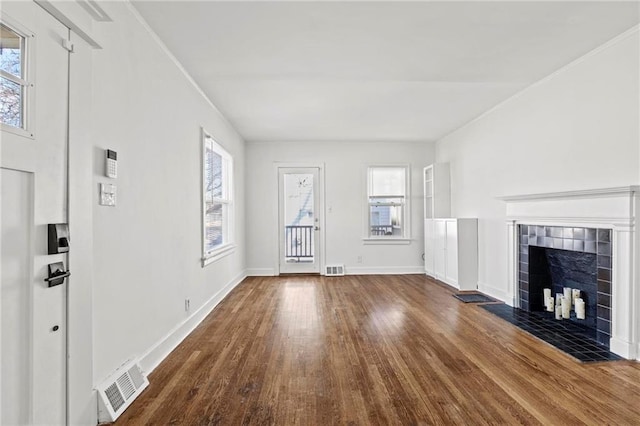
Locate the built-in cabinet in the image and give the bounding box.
[425,218,478,290]
[423,163,478,291]
[423,163,451,219]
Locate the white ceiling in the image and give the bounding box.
[131,1,640,143]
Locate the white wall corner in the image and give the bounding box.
[138,270,247,375]
[477,282,512,306]
[505,220,518,307]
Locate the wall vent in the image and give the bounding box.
[97,359,149,423]
[325,264,345,276]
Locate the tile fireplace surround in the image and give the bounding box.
[501,186,640,360]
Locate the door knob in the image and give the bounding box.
[314,226,320,231]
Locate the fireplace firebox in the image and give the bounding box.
[518,225,612,347]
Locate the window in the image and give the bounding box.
[1,21,31,135]
[367,166,409,240]
[202,130,234,265]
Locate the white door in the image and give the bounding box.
[424,219,434,275]
[278,167,321,274]
[1,2,70,424]
[434,219,446,280]
[445,219,459,287]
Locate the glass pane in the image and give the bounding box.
[0,24,23,78]
[204,143,225,201]
[211,151,223,199]
[205,202,224,251]
[0,76,22,128]
[370,167,405,197]
[370,204,403,237]
[283,173,314,262]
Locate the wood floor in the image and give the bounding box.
[114,275,640,425]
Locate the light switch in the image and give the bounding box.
[100,183,116,206]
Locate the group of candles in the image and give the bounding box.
[543,287,586,320]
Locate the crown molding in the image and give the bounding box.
[498,186,640,202]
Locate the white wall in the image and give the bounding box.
[90,3,246,383]
[435,28,639,301]
[245,141,434,275]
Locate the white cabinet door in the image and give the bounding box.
[424,219,434,274]
[445,219,459,286]
[434,219,447,280]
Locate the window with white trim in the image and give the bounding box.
[202,130,234,265]
[1,21,31,134]
[367,166,408,239]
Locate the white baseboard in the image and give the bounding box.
[345,266,424,275]
[610,337,636,360]
[139,270,247,374]
[477,282,512,305]
[246,268,276,276]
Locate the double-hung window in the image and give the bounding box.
[1,21,32,136]
[202,130,234,265]
[367,166,409,240]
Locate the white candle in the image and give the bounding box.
[556,293,563,307]
[546,296,554,312]
[563,287,572,306]
[561,296,571,319]
[555,305,562,320]
[575,298,586,320]
[543,288,551,308]
[572,289,581,305]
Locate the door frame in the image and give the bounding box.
[274,162,325,275]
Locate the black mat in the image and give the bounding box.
[481,303,622,363]
[453,293,497,303]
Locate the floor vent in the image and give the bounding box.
[97,359,149,423]
[325,264,345,276]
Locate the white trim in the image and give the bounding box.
[201,128,234,267]
[202,244,236,267]
[0,15,36,139]
[346,266,424,275]
[246,268,276,276]
[502,187,639,360]
[506,217,633,228]
[477,282,512,306]
[139,270,247,375]
[365,164,411,240]
[498,186,640,202]
[610,337,635,360]
[362,238,412,245]
[75,0,111,22]
[34,0,102,48]
[274,163,326,275]
[437,25,640,143]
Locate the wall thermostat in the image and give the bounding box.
[100,183,117,206]
[105,149,117,178]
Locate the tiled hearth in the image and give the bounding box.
[518,224,612,346]
[481,304,622,362]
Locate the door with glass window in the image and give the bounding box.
[1,3,70,424]
[278,168,321,274]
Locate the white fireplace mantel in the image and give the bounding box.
[500,186,639,360]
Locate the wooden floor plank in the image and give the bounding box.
[113,275,640,425]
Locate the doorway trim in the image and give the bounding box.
[274,162,325,275]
